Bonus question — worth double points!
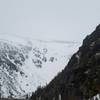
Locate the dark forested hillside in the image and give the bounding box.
[30,24,100,100]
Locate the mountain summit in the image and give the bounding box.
[30,24,100,100]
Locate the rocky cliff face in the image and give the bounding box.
[30,25,100,100]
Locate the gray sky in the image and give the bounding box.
[0,0,100,42]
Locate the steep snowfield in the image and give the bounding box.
[0,34,80,98]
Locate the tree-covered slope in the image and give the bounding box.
[30,25,100,100]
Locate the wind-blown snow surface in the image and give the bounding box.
[0,34,80,98]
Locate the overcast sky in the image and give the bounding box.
[0,0,100,42]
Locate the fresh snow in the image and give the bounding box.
[89,94,100,100]
[0,34,80,98]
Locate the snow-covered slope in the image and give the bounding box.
[0,34,80,98]
[88,94,100,100]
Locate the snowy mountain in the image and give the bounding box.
[30,25,100,100]
[0,34,80,98]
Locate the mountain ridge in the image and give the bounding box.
[0,35,79,99]
[30,24,100,100]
